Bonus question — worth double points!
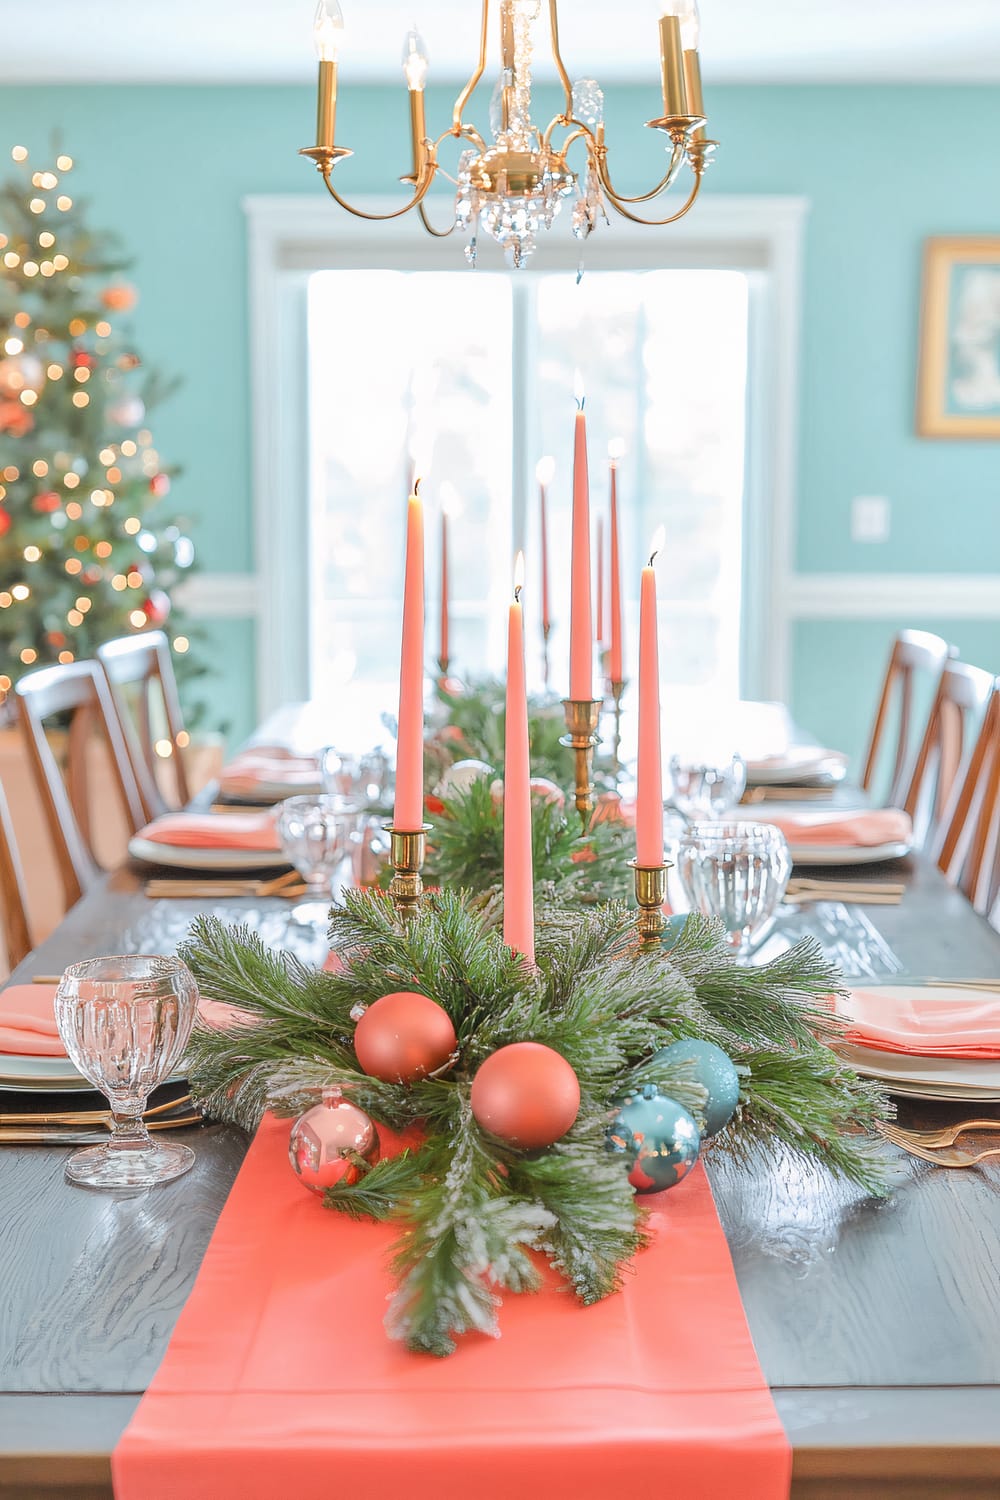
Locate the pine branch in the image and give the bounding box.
[322,1149,426,1220]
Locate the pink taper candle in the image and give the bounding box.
[596,515,605,646]
[394,487,425,831]
[439,508,449,667]
[608,449,624,683]
[636,527,666,866]
[536,456,554,636]
[504,553,535,962]
[569,378,593,699]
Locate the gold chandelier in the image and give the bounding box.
[300,0,717,267]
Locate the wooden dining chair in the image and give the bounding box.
[0,775,32,971]
[860,629,954,806]
[97,630,191,821]
[935,680,1000,918]
[15,660,147,909]
[901,659,995,850]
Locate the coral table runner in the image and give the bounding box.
[112,1115,790,1500]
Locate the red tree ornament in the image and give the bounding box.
[0,508,10,537]
[101,282,138,312]
[32,490,61,513]
[149,473,170,497]
[142,589,171,625]
[353,991,457,1084]
[470,1042,580,1149]
[71,349,96,370]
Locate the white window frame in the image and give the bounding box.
[244,193,808,718]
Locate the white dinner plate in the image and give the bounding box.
[0,1053,98,1091]
[223,776,323,804]
[788,839,912,866]
[834,1041,1000,1095]
[128,836,292,873]
[746,750,848,786]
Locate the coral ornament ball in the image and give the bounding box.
[353,991,457,1085]
[471,1042,580,1149]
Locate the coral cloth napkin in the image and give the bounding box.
[0,983,248,1057]
[137,812,281,852]
[759,807,912,849]
[0,984,63,1055]
[219,750,321,799]
[112,1114,790,1500]
[834,984,1000,1060]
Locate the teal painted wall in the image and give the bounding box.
[0,82,998,747]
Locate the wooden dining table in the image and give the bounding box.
[2,704,1000,1500]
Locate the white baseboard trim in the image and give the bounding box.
[786,573,1000,620]
[174,573,259,618]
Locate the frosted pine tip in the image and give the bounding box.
[573,368,585,410]
[648,525,666,567]
[513,550,525,603]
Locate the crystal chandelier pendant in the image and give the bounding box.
[454,0,576,267]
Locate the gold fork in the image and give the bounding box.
[875,1121,1000,1167]
[0,1092,195,1128]
[875,1118,1000,1150]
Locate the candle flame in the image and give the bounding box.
[608,437,626,463]
[535,455,555,487]
[440,480,462,518]
[573,368,585,410]
[513,550,525,602]
[648,525,666,567]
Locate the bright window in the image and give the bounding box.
[307,266,749,740]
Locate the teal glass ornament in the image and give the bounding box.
[654,1038,740,1138]
[605,1084,701,1194]
[660,913,690,951]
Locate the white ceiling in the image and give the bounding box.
[3,0,1000,84]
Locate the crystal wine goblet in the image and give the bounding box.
[276,793,362,928]
[675,820,791,958]
[668,753,747,822]
[54,954,199,1190]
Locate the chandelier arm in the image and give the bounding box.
[320,166,437,221]
[452,0,491,132]
[596,143,686,205]
[541,115,597,153]
[432,123,488,155]
[600,167,702,227]
[418,201,458,238]
[547,0,575,119]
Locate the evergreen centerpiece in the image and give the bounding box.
[0,143,200,702]
[183,891,891,1358]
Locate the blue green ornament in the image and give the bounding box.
[653,1038,740,1138]
[605,1084,701,1194]
[660,913,690,951]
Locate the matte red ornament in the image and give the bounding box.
[353,991,457,1084]
[0,508,10,537]
[471,1042,580,1149]
[149,473,171,497]
[142,589,171,625]
[32,490,61,513]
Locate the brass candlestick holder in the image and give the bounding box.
[609,678,627,779]
[631,859,669,951]
[561,699,602,819]
[386,824,430,922]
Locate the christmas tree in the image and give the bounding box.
[0,142,200,706]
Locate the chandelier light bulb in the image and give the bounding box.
[313,0,345,62]
[535,455,555,487]
[661,0,700,50]
[401,27,430,91]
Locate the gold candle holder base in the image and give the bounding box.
[631,859,669,952]
[386,823,430,922]
[609,678,628,779]
[298,145,354,171]
[561,699,602,820]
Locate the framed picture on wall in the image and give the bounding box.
[917,237,1000,438]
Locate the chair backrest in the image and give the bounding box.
[860,629,954,805]
[14,660,147,909]
[902,659,995,850]
[0,775,32,971]
[935,680,1000,917]
[96,631,190,821]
